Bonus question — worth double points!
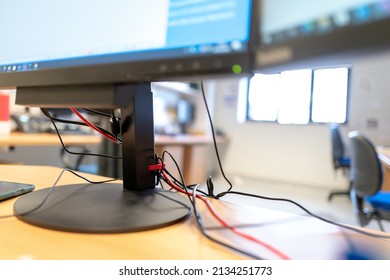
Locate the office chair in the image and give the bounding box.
[328,123,352,201]
[348,131,390,231]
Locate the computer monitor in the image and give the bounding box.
[0,0,255,86]
[0,1,256,233]
[255,0,390,72]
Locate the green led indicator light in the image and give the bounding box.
[232,64,242,74]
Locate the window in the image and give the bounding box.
[278,69,312,124]
[247,67,349,124]
[311,68,349,123]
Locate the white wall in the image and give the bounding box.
[213,50,390,189]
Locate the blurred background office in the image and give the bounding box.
[2,0,390,232]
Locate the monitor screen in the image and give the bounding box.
[0,0,255,87]
[255,0,390,72]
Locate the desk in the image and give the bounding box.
[155,134,227,184]
[0,132,102,147]
[1,133,222,183]
[376,146,390,192]
[0,132,102,165]
[1,165,389,260]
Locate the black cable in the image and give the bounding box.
[200,80,390,241]
[0,168,119,220]
[66,169,121,184]
[160,151,211,197]
[42,108,122,160]
[161,167,209,196]
[161,151,193,200]
[217,190,390,239]
[82,108,114,119]
[79,108,122,144]
[159,151,265,259]
[159,175,263,259]
[40,108,115,138]
[40,108,84,126]
[191,184,264,259]
[200,81,233,194]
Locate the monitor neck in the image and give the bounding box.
[16,82,156,190]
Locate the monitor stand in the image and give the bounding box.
[13,83,192,233]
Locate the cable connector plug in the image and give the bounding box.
[206,176,215,197]
[110,115,121,140]
[148,162,166,172]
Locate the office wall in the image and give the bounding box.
[213,50,390,189]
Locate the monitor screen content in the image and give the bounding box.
[256,0,390,72]
[0,0,254,87]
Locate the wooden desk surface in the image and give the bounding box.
[1,165,389,260]
[376,146,390,191]
[0,132,102,147]
[155,134,226,145]
[0,132,222,147]
[378,146,390,167]
[0,133,222,184]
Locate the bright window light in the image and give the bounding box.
[248,73,280,121]
[247,67,349,124]
[278,69,312,124]
[311,67,349,123]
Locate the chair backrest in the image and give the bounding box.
[348,131,383,198]
[330,123,345,162]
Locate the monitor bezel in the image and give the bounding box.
[1,53,254,88]
[0,1,259,88]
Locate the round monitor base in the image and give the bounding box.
[13,183,192,233]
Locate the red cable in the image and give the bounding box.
[70,108,118,143]
[71,109,290,258]
[161,170,292,260]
